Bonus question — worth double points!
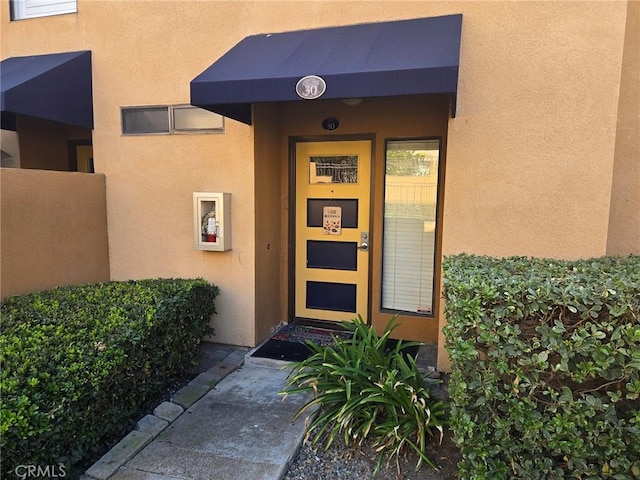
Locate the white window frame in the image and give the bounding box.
[11,0,77,20]
[121,105,225,136]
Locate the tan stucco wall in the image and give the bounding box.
[0,168,110,299]
[1,1,259,346]
[1,1,632,356]
[436,1,629,370]
[607,0,640,255]
[443,2,628,260]
[253,104,286,344]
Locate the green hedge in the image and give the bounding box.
[442,254,640,479]
[0,279,218,478]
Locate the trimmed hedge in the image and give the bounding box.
[443,254,640,479]
[0,279,218,478]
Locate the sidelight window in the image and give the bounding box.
[382,139,440,315]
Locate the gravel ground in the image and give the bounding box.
[283,429,461,480]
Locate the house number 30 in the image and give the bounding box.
[322,118,339,131]
[296,75,327,100]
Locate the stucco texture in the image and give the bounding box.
[1,168,110,299]
[1,1,634,355]
[444,1,628,259]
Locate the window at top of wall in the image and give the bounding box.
[122,107,170,135]
[121,105,224,136]
[11,0,77,20]
[172,105,224,132]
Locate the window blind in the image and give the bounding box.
[382,217,435,314]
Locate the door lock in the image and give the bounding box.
[359,232,369,251]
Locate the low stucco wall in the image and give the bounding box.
[0,168,110,299]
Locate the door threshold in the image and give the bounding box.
[292,317,352,332]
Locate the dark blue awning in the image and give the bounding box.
[1,50,93,130]
[190,15,462,125]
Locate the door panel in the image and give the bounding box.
[295,140,371,322]
[306,240,358,270]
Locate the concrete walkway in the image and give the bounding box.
[84,346,311,480]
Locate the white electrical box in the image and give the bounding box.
[193,192,231,251]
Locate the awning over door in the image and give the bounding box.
[190,14,462,125]
[1,50,93,130]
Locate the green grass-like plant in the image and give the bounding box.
[281,316,447,473]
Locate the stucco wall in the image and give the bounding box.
[607,0,640,255]
[1,1,260,346]
[444,2,628,259]
[253,104,286,344]
[1,1,631,351]
[435,1,629,370]
[0,168,110,299]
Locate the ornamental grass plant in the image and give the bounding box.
[281,316,447,473]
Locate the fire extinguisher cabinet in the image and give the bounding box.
[193,192,231,251]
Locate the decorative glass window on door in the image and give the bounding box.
[308,156,358,184]
[382,139,440,315]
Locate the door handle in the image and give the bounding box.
[358,242,369,251]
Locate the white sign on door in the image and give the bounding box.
[323,206,342,235]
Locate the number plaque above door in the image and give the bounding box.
[296,75,326,99]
